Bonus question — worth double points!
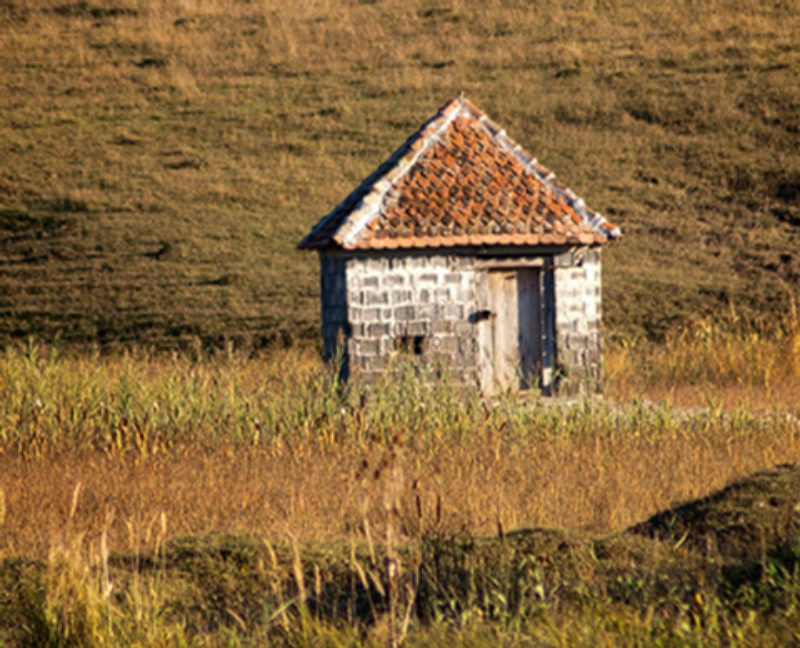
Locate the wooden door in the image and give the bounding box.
[488,270,521,389]
[487,268,551,392]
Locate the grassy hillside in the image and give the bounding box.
[1,0,799,348]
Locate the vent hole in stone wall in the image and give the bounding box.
[396,335,426,355]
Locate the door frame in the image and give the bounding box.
[477,263,556,395]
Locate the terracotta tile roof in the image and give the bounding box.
[300,96,620,251]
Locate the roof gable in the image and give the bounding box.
[300,96,620,251]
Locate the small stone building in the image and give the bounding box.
[300,96,620,394]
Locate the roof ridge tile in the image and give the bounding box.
[300,96,621,251]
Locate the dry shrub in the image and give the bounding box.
[606,296,800,410]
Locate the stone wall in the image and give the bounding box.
[342,252,481,383]
[319,247,604,392]
[554,248,603,392]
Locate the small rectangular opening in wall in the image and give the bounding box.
[395,335,426,355]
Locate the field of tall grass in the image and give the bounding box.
[1,309,800,645]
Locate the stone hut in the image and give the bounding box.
[299,96,620,394]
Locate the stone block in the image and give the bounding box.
[457,288,476,302]
[419,273,439,283]
[367,323,389,338]
[392,290,412,304]
[362,308,381,322]
[362,276,379,288]
[433,287,451,301]
[444,273,462,284]
[366,291,388,305]
[442,304,464,320]
[408,321,427,336]
[394,306,416,321]
[431,320,453,335]
[384,275,405,286]
[359,339,379,356]
[418,304,435,319]
[366,257,388,272]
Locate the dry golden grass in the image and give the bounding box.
[3,416,800,561]
[2,311,799,561]
[606,297,800,410]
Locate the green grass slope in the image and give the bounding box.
[1,0,799,348]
